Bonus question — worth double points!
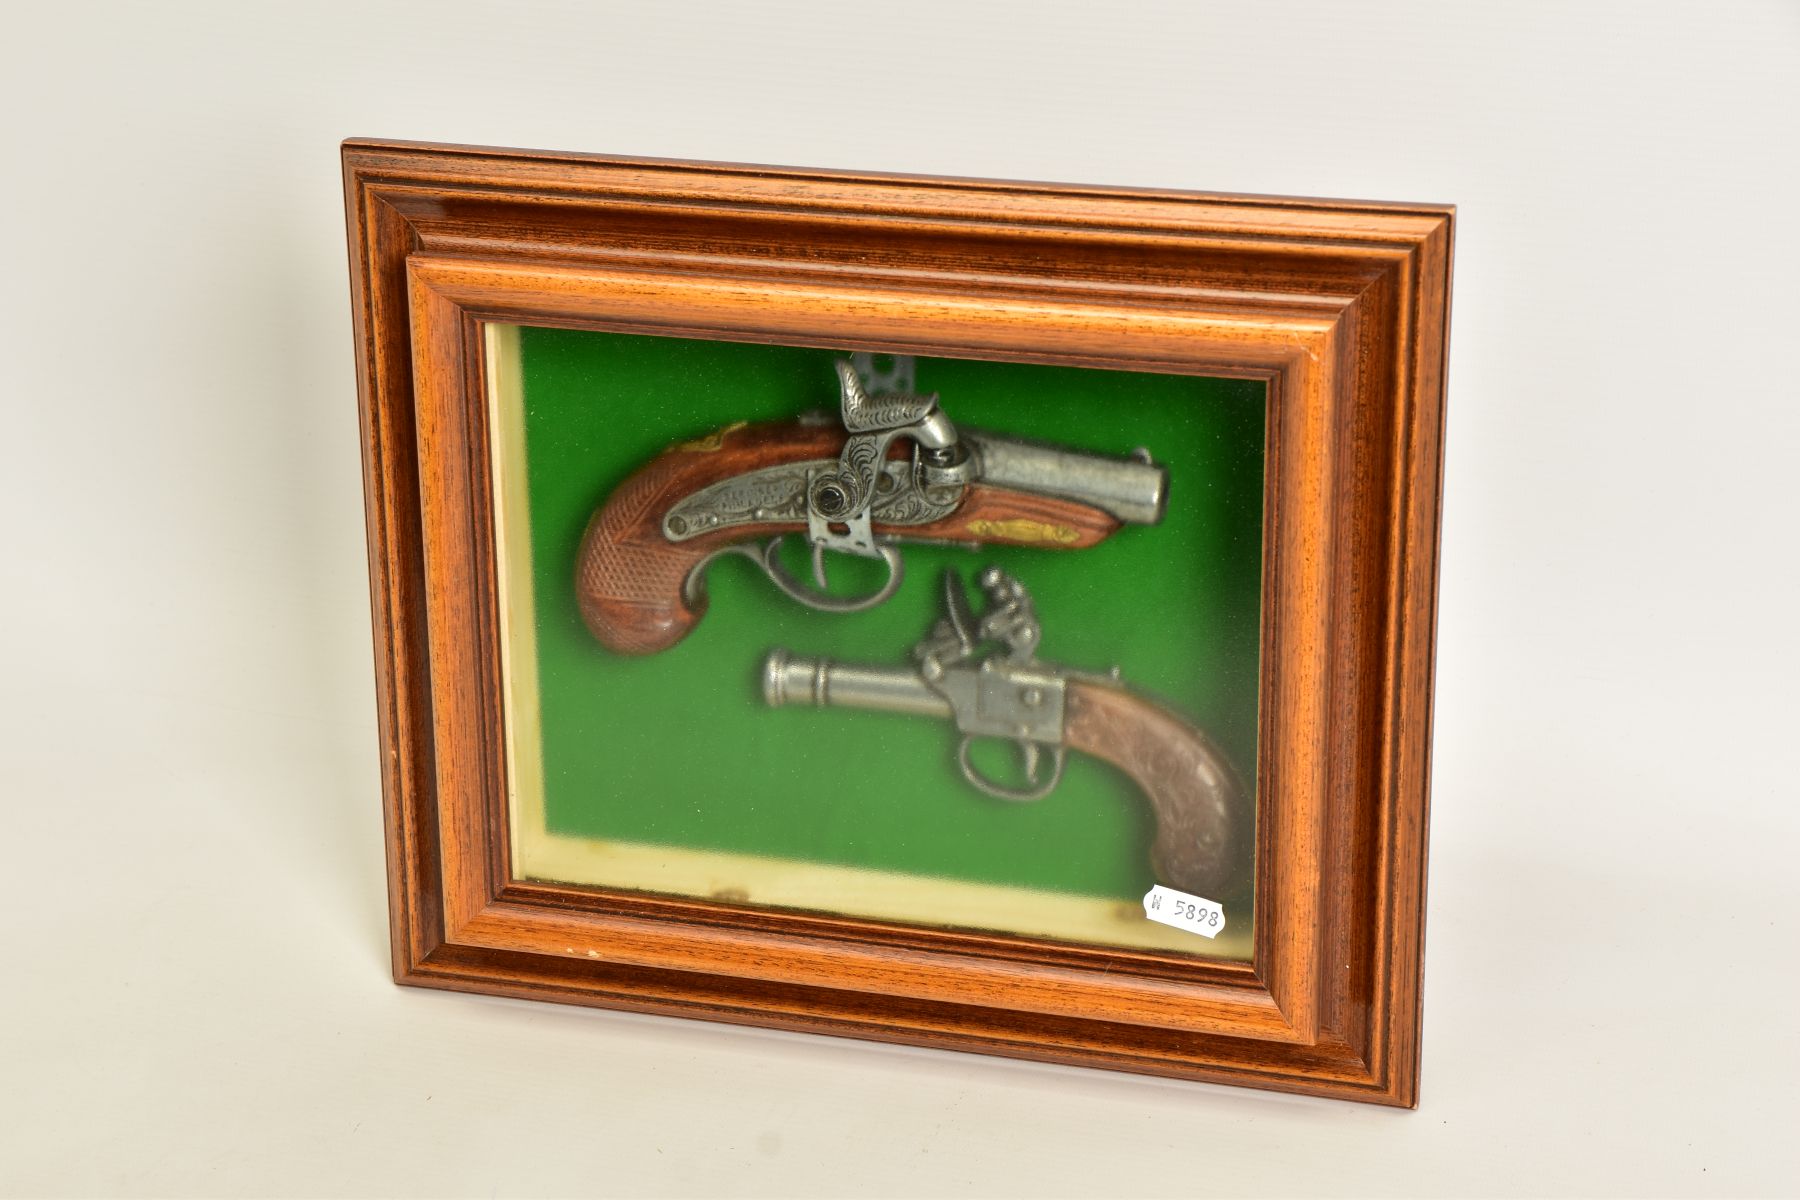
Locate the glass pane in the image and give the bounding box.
[488,324,1264,959]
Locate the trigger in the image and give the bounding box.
[1020,740,1041,782]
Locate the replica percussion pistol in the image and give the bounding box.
[575,354,1167,654]
[760,568,1248,899]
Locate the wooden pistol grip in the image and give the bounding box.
[1063,680,1249,898]
[574,421,831,655]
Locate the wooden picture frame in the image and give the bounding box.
[342,138,1453,1106]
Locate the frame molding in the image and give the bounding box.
[343,139,1452,1105]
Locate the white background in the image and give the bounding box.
[3,2,1797,1196]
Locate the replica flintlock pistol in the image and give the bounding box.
[575,355,1168,655]
[761,568,1249,900]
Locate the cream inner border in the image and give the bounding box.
[486,323,1251,960]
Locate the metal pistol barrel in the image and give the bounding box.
[761,650,951,719]
[964,431,1168,526]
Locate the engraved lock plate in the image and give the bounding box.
[662,459,960,542]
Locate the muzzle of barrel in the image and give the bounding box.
[965,432,1168,526]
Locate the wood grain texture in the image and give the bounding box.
[343,139,1453,1106]
[575,419,1120,654]
[575,420,835,654]
[1063,680,1248,901]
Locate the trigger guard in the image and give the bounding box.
[749,536,906,614]
[956,736,1066,803]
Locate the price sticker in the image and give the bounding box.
[1142,884,1226,939]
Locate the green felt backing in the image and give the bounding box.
[513,325,1265,913]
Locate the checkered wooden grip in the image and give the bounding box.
[574,421,833,655]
